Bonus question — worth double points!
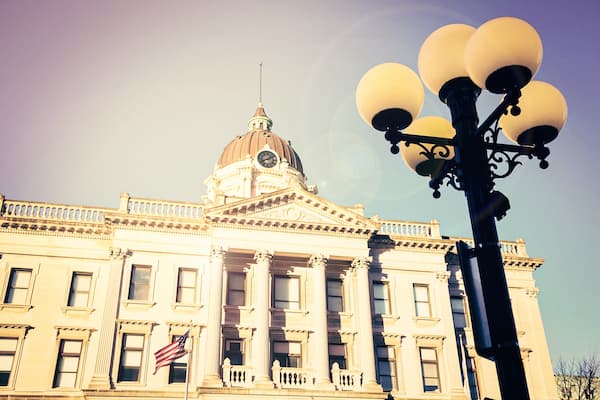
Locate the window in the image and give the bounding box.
[451,296,467,328]
[176,268,197,304]
[227,272,246,306]
[224,339,244,365]
[0,337,18,386]
[413,284,431,317]
[53,339,82,388]
[272,341,301,368]
[419,347,440,392]
[326,279,343,312]
[128,265,151,301]
[372,281,390,315]
[4,269,32,304]
[273,276,300,310]
[117,333,145,382]
[168,335,188,384]
[465,356,479,400]
[376,346,397,391]
[67,272,92,307]
[328,343,346,370]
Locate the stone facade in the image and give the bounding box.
[0,106,558,400]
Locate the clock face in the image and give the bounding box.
[257,150,278,168]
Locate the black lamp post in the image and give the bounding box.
[356,18,567,400]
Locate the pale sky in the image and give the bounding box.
[1,0,598,365]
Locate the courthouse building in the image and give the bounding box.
[0,104,558,399]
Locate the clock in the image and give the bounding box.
[257,150,278,168]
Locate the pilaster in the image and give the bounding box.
[308,254,334,390]
[351,256,382,392]
[200,246,226,388]
[252,249,274,388]
[87,247,128,390]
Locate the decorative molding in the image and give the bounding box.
[210,246,227,263]
[254,249,273,264]
[109,247,129,260]
[525,287,540,298]
[436,271,451,281]
[308,254,328,268]
[351,257,371,271]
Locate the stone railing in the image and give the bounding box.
[331,363,362,391]
[123,194,203,219]
[460,238,528,257]
[272,360,314,389]
[0,197,109,224]
[377,219,441,238]
[222,358,253,388]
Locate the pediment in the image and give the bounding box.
[204,188,379,235]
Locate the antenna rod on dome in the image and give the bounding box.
[259,62,263,106]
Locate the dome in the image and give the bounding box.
[217,105,304,174]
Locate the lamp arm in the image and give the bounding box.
[476,88,521,138]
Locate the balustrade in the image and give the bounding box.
[331,362,363,391]
[378,219,439,238]
[271,360,314,389]
[127,197,203,219]
[1,200,108,223]
[222,358,254,387]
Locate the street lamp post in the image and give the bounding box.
[356,17,567,400]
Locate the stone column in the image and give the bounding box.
[309,254,334,389]
[352,256,382,392]
[201,246,226,387]
[252,249,274,388]
[87,247,128,389]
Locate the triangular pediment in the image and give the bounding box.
[204,188,379,235]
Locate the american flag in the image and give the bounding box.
[153,329,189,374]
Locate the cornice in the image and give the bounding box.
[104,212,211,235]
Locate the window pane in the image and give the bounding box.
[123,350,142,366]
[0,338,17,352]
[229,273,245,290]
[373,283,386,299]
[124,334,144,348]
[6,288,27,304]
[378,361,391,375]
[329,344,345,356]
[178,287,195,303]
[58,356,80,372]
[118,366,140,382]
[420,348,436,361]
[0,355,14,370]
[228,291,244,306]
[416,302,431,317]
[56,372,77,388]
[327,280,342,296]
[73,273,91,291]
[374,299,387,315]
[423,363,438,377]
[0,371,9,386]
[71,292,88,307]
[414,285,429,301]
[288,342,301,354]
[13,270,32,288]
[169,362,187,383]
[327,297,343,312]
[179,269,196,286]
[129,266,150,300]
[274,342,288,353]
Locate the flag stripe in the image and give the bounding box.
[153,330,189,373]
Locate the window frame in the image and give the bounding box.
[326,279,344,312]
[3,268,32,305]
[419,347,441,392]
[0,337,19,388]
[175,268,198,305]
[413,284,432,318]
[376,345,397,392]
[328,343,347,370]
[128,265,152,302]
[272,340,302,368]
[372,281,390,315]
[223,338,245,366]
[226,272,246,307]
[117,333,146,383]
[272,275,300,310]
[67,272,93,308]
[52,339,83,388]
[451,296,468,328]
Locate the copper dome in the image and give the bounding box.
[216,106,304,174]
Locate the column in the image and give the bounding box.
[252,249,273,388]
[352,256,382,392]
[201,246,226,387]
[309,254,334,389]
[87,247,128,389]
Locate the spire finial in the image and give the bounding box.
[259,62,263,106]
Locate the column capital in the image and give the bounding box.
[109,247,129,260]
[210,246,226,262]
[254,249,273,264]
[351,256,371,271]
[308,254,328,268]
[436,271,451,281]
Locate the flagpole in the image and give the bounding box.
[184,334,192,400]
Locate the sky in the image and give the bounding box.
[1,0,598,366]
